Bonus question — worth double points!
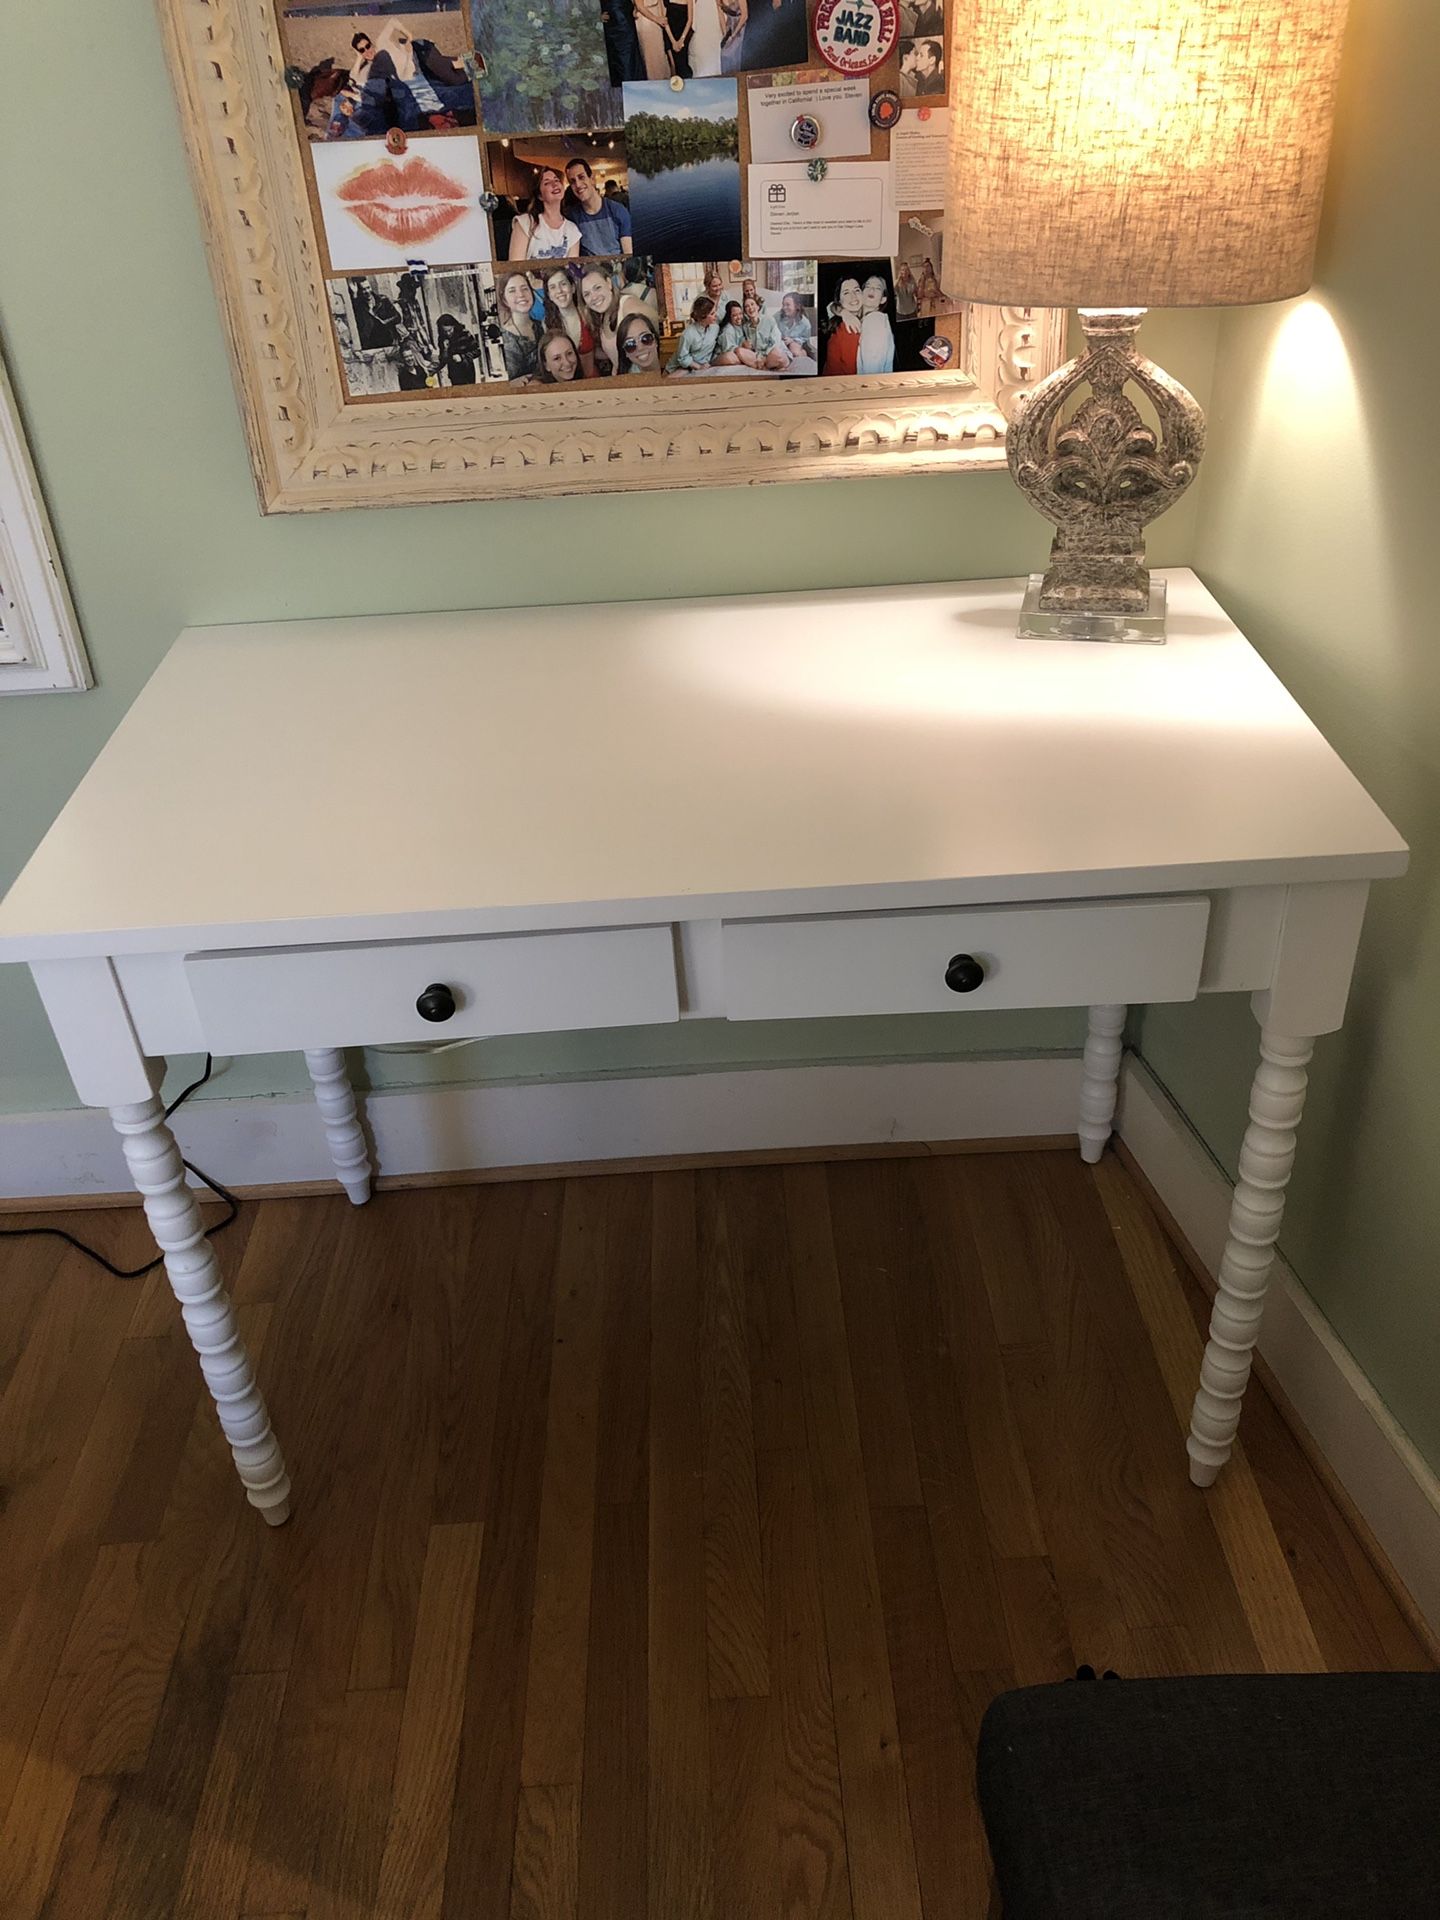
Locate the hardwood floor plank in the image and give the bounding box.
[647,1171,715,1920]
[98,1332,203,1548]
[578,1499,648,1920]
[863,1161,1013,1677]
[511,1783,579,1920]
[697,1169,770,1702]
[727,1167,807,1457]
[376,1521,484,1920]
[822,1165,924,1512]
[431,1187,511,1530]
[520,1178,610,1790]
[35,1775,123,1920]
[873,1507,999,1920]
[710,1695,782,1920]
[594,1176,652,1508]
[442,1182,564,1920]
[307,1685,405,1920]
[784,1164,924,1920]
[757,1446,852,1920]
[993,1556,1076,1689]
[174,1669,290,1920]
[0,1542,141,1920]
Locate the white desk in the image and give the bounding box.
[0,570,1408,1524]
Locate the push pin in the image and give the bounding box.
[670,73,685,91]
[789,113,822,149]
[807,157,828,182]
[283,64,306,92]
[461,50,484,82]
[386,127,408,154]
[917,105,933,121]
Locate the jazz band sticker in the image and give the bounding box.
[813,0,901,78]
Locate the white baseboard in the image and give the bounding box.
[1118,1054,1440,1646]
[0,1053,1083,1203]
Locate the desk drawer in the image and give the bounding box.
[184,925,680,1054]
[722,897,1210,1020]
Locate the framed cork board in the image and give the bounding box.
[156,0,1065,511]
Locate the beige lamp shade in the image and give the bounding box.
[947,0,1350,308]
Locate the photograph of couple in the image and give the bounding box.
[492,258,662,381]
[661,262,817,377]
[899,34,946,99]
[328,266,503,394]
[282,7,477,140]
[491,143,634,260]
[817,263,897,376]
[602,0,807,84]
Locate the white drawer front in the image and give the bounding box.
[722,898,1210,1020]
[184,925,679,1054]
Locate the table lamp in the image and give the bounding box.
[948,0,1350,641]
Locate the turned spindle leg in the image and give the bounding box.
[1187,1028,1314,1488]
[1078,1003,1126,1164]
[111,1095,291,1524]
[303,1047,373,1206]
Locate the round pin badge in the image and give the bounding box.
[813,0,900,78]
[283,64,306,91]
[480,191,501,214]
[868,88,901,131]
[789,112,822,149]
[920,333,954,369]
[807,158,829,182]
[386,127,408,155]
[670,73,685,91]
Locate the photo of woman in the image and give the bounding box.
[509,167,583,260]
[495,267,542,380]
[536,330,584,381]
[435,309,482,384]
[859,271,896,374]
[665,294,719,371]
[820,273,863,376]
[664,0,695,78]
[775,290,813,367]
[541,265,596,376]
[579,264,624,374]
[713,299,746,363]
[616,310,662,373]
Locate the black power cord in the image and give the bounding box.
[0,1055,239,1279]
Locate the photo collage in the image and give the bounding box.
[281,0,961,398]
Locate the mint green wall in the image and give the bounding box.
[1135,0,1440,1473]
[0,0,1214,1115]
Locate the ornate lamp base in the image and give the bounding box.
[1017,573,1168,645]
[1008,309,1206,643]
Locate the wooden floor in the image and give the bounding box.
[0,1148,1430,1920]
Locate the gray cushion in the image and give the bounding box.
[977,1673,1440,1918]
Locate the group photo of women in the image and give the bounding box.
[602,0,807,84]
[660,262,816,377]
[491,257,662,383]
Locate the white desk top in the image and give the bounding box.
[0,570,1408,962]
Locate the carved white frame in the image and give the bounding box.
[156,0,1068,513]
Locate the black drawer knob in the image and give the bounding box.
[944,953,986,995]
[416,982,457,1023]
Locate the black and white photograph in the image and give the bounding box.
[898,0,945,38]
[483,131,632,260]
[602,0,809,85]
[899,33,946,99]
[327,266,505,394]
[659,260,816,377]
[817,262,896,377]
[622,78,742,263]
[281,6,477,140]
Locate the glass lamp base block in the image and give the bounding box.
[1016,575,1168,645]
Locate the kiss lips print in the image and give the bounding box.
[335,154,471,247]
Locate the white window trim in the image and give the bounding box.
[0,354,90,695]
